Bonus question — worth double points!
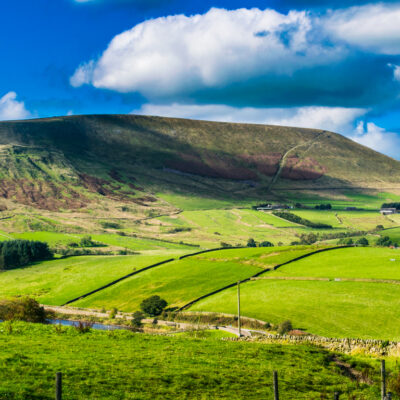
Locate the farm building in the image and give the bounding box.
[380,208,398,215]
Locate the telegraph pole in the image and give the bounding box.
[237,281,241,337]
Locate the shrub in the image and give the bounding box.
[220,242,232,248]
[376,236,393,247]
[109,308,118,319]
[278,320,293,335]
[273,211,332,229]
[0,240,53,270]
[131,311,144,328]
[140,296,167,317]
[247,238,257,248]
[356,237,369,246]
[259,241,274,247]
[0,297,46,323]
[101,221,121,229]
[74,321,93,334]
[80,235,95,247]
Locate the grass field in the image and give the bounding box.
[73,246,320,311]
[0,322,384,399]
[190,247,400,340]
[190,279,400,340]
[0,254,177,305]
[269,247,400,280]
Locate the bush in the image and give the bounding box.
[247,238,257,248]
[80,235,95,247]
[101,221,121,229]
[109,308,118,319]
[355,237,369,246]
[273,211,332,229]
[131,311,144,328]
[140,296,167,317]
[0,297,46,323]
[278,320,293,335]
[259,241,274,247]
[376,236,394,247]
[220,242,232,248]
[0,240,53,270]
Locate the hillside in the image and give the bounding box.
[0,114,398,215]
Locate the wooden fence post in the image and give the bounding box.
[381,360,386,400]
[273,371,279,400]
[55,372,62,400]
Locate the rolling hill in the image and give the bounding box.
[0,114,398,216]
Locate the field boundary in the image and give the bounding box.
[179,247,243,259]
[62,258,175,306]
[178,246,352,311]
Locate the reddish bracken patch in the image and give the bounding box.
[239,153,282,177]
[167,152,258,180]
[0,179,87,211]
[281,156,326,180]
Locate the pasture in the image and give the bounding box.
[73,246,320,311]
[0,322,383,399]
[190,247,400,340]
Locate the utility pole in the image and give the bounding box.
[237,281,241,337]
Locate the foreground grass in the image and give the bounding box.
[0,255,174,305]
[0,322,382,399]
[191,279,400,340]
[74,246,321,311]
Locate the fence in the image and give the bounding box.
[53,360,393,399]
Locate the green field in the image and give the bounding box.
[0,254,176,305]
[0,322,384,399]
[190,247,400,340]
[269,247,400,280]
[73,246,319,311]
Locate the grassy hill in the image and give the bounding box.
[0,114,399,215]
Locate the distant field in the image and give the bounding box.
[74,246,319,311]
[0,254,175,305]
[380,227,400,242]
[191,279,400,340]
[0,322,381,399]
[190,247,400,340]
[269,247,400,280]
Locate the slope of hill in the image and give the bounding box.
[0,114,398,215]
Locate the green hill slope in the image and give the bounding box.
[0,114,398,214]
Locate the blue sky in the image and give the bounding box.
[1,0,400,158]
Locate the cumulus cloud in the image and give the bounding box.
[70,6,400,107]
[134,103,367,133]
[0,92,31,121]
[350,121,400,159]
[324,4,400,55]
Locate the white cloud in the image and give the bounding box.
[134,103,366,133]
[392,64,400,82]
[350,121,400,159]
[324,4,400,55]
[0,92,31,121]
[71,7,344,97]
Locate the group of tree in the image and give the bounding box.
[376,236,398,247]
[0,240,53,270]
[314,204,332,210]
[381,203,400,210]
[337,237,369,246]
[273,211,332,229]
[247,238,274,248]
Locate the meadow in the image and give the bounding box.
[0,322,384,399]
[72,246,322,311]
[190,247,400,340]
[0,254,177,305]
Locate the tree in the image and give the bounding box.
[131,311,144,328]
[376,236,393,247]
[80,235,94,247]
[278,320,293,335]
[247,238,257,247]
[356,237,369,246]
[259,241,274,247]
[140,296,167,317]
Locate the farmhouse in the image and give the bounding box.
[380,208,398,215]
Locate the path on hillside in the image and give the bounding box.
[267,131,327,191]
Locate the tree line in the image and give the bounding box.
[0,240,53,270]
